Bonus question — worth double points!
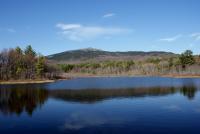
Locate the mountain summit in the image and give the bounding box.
[47,48,175,62]
[79,47,103,52]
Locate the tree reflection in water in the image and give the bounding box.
[50,86,197,103]
[180,86,197,100]
[0,88,48,116]
[0,85,198,116]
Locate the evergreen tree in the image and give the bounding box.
[36,56,46,78]
[179,50,195,69]
[24,45,36,79]
[15,46,23,55]
[24,45,36,57]
[15,47,24,78]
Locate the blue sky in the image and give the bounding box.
[0,0,200,55]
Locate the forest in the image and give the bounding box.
[0,45,59,81]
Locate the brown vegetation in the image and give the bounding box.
[58,50,200,77]
[0,45,60,81]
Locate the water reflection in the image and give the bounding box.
[51,86,198,102]
[0,88,48,116]
[0,85,198,116]
[180,86,197,100]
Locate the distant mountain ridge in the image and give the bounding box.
[47,48,175,62]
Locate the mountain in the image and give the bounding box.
[47,47,175,63]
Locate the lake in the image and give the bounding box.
[1,77,200,134]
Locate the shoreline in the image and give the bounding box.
[0,79,56,85]
[64,73,200,79]
[161,74,200,78]
[1,74,200,85]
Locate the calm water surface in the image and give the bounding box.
[0,77,200,134]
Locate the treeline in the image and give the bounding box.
[59,60,135,74]
[0,45,58,80]
[59,50,200,76]
[1,46,199,80]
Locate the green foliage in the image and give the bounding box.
[15,46,23,55]
[59,60,135,73]
[24,45,36,57]
[36,56,46,77]
[146,58,161,64]
[59,64,75,72]
[14,46,24,77]
[179,50,195,69]
[168,57,174,68]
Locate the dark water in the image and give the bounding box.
[1,77,200,134]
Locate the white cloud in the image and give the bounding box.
[190,33,200,41]
[56,23,81,30]
[103,13,115,18]
[56,23,131,41]
[7,28,16,33]
[159,34,182,42]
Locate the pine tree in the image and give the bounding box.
[15,46,24,78]
[36,56,45,78]
[179,50,195,69]
[24,45,37,79]
[24,45,36,57]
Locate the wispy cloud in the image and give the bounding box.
[7,28,16,33]
[56,23,131,41]
[190,33,200,41]
[0,28,16,33]
[56,23,81,30]
[158,34,182,42]
[102,13,115,18]
[3,28,16,33]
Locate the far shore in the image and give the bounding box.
[63,73,200,79]
[1,74,200,85]
[162,74,200,78]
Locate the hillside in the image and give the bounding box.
[47,48,175,63]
